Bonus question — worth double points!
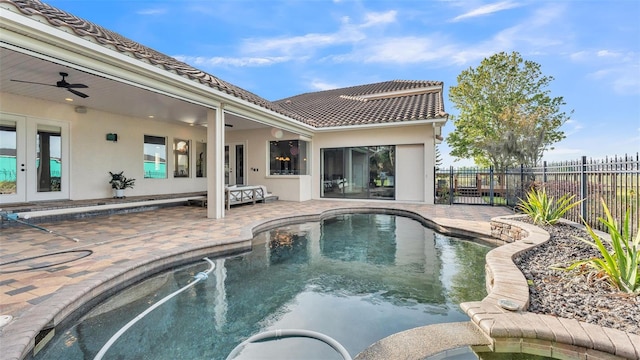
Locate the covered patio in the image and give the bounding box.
[0,3,313,218]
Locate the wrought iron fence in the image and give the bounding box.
[435,153,639,237]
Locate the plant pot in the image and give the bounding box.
[114,189,125,198]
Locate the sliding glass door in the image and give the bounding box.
[321,145,395,199]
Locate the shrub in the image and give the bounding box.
[565,200,640,294]
[517,187,582,225]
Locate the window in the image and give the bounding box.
[321,145,395,200]
[269,140,309,175]
[36,125,62,192]
[196,141,206,177]
[144,135,167,178]
[173,138,189,177]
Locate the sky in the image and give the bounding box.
[48,0,640,167]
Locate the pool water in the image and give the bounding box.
[37,214,491,360]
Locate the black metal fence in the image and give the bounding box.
[435,153,639,237]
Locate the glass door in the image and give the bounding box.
[0,114,25,203]
[321,146,395,200]
[224,143,245,186]
[0,113,69,203]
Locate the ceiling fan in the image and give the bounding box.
[11,72,89,98]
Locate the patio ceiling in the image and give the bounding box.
[0,47,265,131]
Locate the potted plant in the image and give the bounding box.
[109,171,135,198]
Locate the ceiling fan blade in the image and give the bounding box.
[67,88,89,98]
[65,83,89,89]
[11,79,57,87]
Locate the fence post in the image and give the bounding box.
[489,166,494,206]
[520,164,525,201]
[580,156,587,220]
[449,166,454,205]
[543,161,547,184]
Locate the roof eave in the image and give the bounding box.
[313,117,448,132]
[0,4,314,136]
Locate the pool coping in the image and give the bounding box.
[460,215,640,360]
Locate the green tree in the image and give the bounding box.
[435,146,443,168]
[447,51,571,170]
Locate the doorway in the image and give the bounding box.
[0,113,69,203]
[224,142,245,186]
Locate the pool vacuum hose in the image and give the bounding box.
[93,257,215,360]
[225,328,353,360]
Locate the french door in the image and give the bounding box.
[0,113,69,203]
[224,142,245,186]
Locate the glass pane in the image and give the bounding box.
[224,145,230,184]
[196,142,206,177]
[144,135,167,178]
[348,147,369,198]
[321,146,395,200]
[0,120,17,195]
[321,148,345,198]
[235,145,244,185]
[173,139,189,178]
[36,124,61,192]
[369,146,395,199]
[270,140,309,175]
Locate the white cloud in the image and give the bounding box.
[451,1,521,22]
[570,51,588,62]
[587,61,640,95]
[174,55,291,67]
[361,10,397,28]
[597,50,622,58]
[137,8,167,15]
[309,79,341,91]
[243,31,363,56]
[239,10,394,57]
[563,119,584,136]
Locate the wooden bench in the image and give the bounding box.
[225,185,266,210]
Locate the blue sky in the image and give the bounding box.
[49,0,640,166]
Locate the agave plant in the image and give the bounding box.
[566,200,639,294]
[517,187,582,225]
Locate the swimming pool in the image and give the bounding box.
[36,213,491,359]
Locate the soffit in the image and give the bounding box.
[0,47,263,130]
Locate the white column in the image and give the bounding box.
[207,105,225,218]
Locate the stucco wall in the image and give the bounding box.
[225,127,311,201]
[1,92,208,201]
[225,124,437,203]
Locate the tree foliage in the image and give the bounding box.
[447,51,571,170]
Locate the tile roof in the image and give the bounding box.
[3,0,447,129]
[274,80,448,128]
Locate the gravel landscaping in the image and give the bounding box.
[513,221,639,335]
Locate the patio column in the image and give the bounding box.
[207,105,225,218]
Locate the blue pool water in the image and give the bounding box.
[37,214,491,360]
